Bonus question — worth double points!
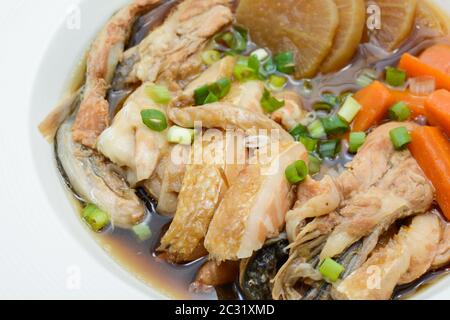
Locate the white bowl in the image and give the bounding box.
[0,0,448,299]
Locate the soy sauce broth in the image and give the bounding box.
[63,4,450,299]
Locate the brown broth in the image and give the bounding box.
[62,5,450,300]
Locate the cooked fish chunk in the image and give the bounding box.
[159,132,246,262]
[432,222,450,268]
[126,0,233,88]
[183,56,236,96]
[337,122,418,199]
[285,176,342,242]
[193,260,239,287]
[72,0,161,148]
[168,103,293,141]
[320,151,434,260]
[205,141,307,261]
[56,119,145,229]
[333,238,411,300]
[398,213,441,284]
[223,80,265,114]
[97,83,170,186]
[271,91,307,131]
[333,213,441,299]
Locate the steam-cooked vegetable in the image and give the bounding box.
[319,139,340,158]
[409,126,450,220]
[399,53,450,91]
[352,81,394,132]
[308,120,327,139]
[425,89,450,136]
[321,115,350,135]
[385,67,407,87]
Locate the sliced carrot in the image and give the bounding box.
[409,126,450,220]
[352,81,394,132]
[420,44,450,75]
[389,89,428,118]
[398,53,450,91]
[425,89,450,136]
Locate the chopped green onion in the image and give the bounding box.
[322,93,340,108]
[132,223,152,241]
[201,50,221,65]
[274,51,295,74]
[321,115,350,135]
[261,89,285,113]
[194,78,231,105]
[308,119,327,139]
[348,132,366,154]
[389,101,411,121]
[389,127,411,150]
[290,124,309,141]
[319,139,340,158]
[214,26,248,54]
[300,136,318,152]
[268,75,287,90]
[251,48,269,61]
[262,57,277,76]
[145,84,172,105]
[82,204,110,232]
[167,126,195,145]
[308,154,322,176]
[338,96,362,123]
[248,54,260,74]
[338,92,354,105]
[285,160,308,184]
[312,102,333,112]
[141,109,168,132]
[319,258,345,282]
[385,67,407,87]
[356,69,378,87]
[234,57,257,81]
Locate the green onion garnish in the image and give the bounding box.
[389,127,411,150]
[290,124,309,141]
[338,96,362,123]
[194,78,231,105]
[319,258,345,282]
[268,75,287,90]
[274,51,295,74]
[389,101,411,121]
[308,119,327,139]
[141,109,168,132]
[214,25,248,54]
[251,48,269,61]
[262,57,277,76]
[285,160,308,184]
[312,102,333,112]
[248,54,260,74]
[321,115,350,135]
[201,50,221,65]
[348,132,366,154]
[356,69,378,87]
[145,84,172,105]
[300,136,318,152]
[261,89,285,113]
[319,139,340,158]
[308,154,322,176]
[234,56,257,81]
[385,67,407,87]
[322,93,340,108]
[167,126,195,145]
[82,204,110,232]
[132,223,152,242]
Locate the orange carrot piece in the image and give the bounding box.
[389,89,428,118]
[399,53,450,91]
[352,81,394,132]
[425,89,450,136]
[420,44,450,75]
[409,126,450,220]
